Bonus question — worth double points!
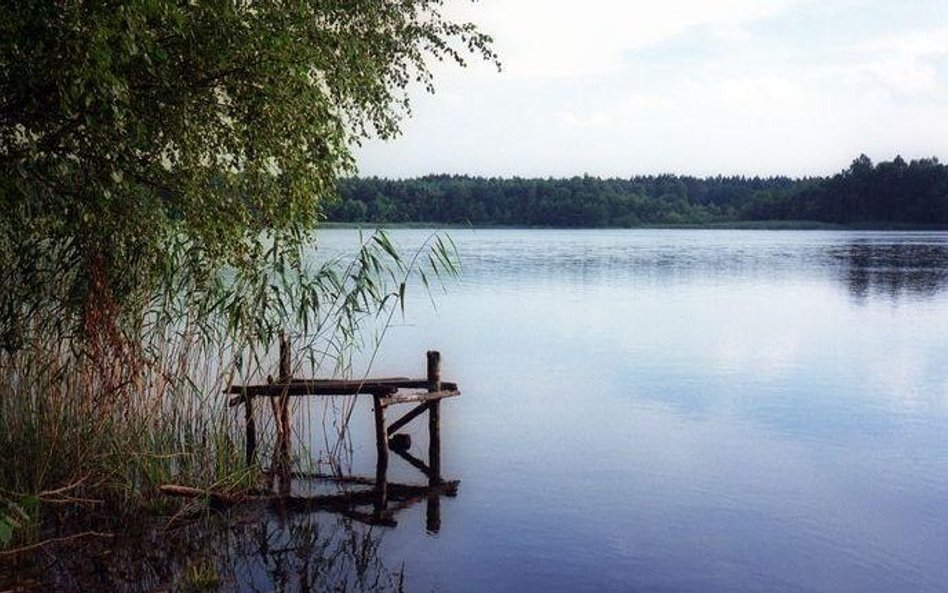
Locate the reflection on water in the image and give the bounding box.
[441,229,948,305]
[4,395,457,592]
[227,513,395,593]
[11,511,405,593]
[338,228,948,593]
[7,229,948,593]
[4,460,457,592]
[832,240,948,302]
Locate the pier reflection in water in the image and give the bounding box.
[21,510,406,592]
[9,440,457,592]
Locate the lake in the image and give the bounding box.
[318,229,948,593]
[37,228,948,592]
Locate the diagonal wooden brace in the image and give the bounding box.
[386,401,433,436]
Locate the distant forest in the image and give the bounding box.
[328,155,948,227]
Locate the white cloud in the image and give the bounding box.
[709,75,808,118]
[357,2,948,178]
[463,0,814,79]
[620,93,673,115]
[861,26,948,56]
[868,60,938,94]
[851,27,948,94]
[558,110,611,128]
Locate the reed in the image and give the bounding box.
[0,228,457,548]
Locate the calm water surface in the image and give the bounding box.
[310,229,948,593]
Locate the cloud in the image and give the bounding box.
[851,27,948,94]
[358,2,948,178]
[704,75,808,116]
[558,110,611,128]
[464,0,814,79]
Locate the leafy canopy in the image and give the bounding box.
[0,0,496,342]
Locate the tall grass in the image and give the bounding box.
[0,228,457,547]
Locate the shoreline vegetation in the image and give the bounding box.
[0,2,494,584]
[329,155,948,230]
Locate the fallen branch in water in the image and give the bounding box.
[158,484,386,511]
[158,484,250,506]
[0,531,114,557]
[158,480,459,513]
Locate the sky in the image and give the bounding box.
[354,0,948,179]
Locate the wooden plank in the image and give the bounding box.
[386,402,433,436]
[379,389,459,408]
[227,380,457,401]
[259,472,457,496]
[227,383,400,407]
[159,481,458,506]
[228,382,398,397]
[289,376,412,385]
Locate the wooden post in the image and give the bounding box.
[427,351,441,484]
[426,489,442,533]
[278,332,291,382]
[276,333,292,460]
[426,350,443,531]
[244,394,257,466]
[373,394,389,510]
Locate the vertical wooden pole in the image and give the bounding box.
[277,333,292,461]
[426,488,442,533]
[373,394,389,510]
[278,332,291,382]
[244,394,256,466]
[426,350,442,531]
[427,350,442,484]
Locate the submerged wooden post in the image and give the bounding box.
[426,350,443,531]
[427,351,442,484]
[373,393,389,510]
[426,488,442,533]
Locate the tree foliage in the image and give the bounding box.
[0,2,494,521]
[0,0,497,346]
[328,155,948,228]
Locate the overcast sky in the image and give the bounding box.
[354,0,948,179]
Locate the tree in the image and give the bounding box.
[0,2,497,519]
[0,0,498,346]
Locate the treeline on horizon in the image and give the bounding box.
[328,155,948,227]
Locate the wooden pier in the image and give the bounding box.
[224,337,461,530]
